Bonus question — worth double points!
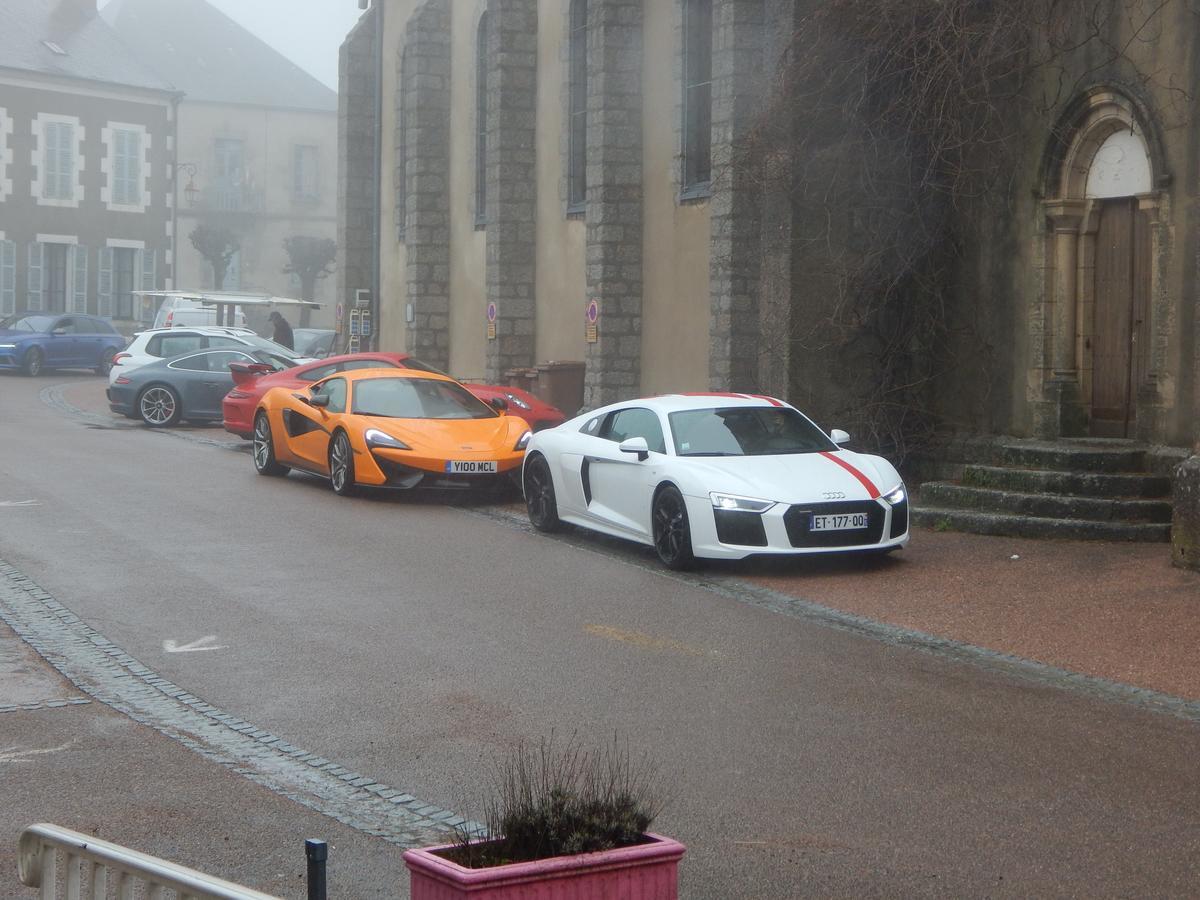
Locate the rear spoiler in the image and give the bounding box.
[228,361,274,387]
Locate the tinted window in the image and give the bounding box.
[298,363,338,383]
[399,358,448,376]
[204,350,255,372]
[599,408,666,454]
[314,377,347,413]
[169,352,212,372]
[343,358,399,372]
[206,336,248,349]
[669,407,837,456]
[150,334,205,358]
[580,415,602,435]
[4,316,54,332]
[85,318,117,335]
[52,317,78,334]
[351,377,496,419]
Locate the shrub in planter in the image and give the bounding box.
[404,735,685,899]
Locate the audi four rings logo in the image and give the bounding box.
[822,491,845,500]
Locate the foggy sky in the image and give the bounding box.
[100,0,365,91]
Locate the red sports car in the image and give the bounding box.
[222,352,566,438]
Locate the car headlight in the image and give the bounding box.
[0,343,15,350]
[514,430,532,451]
[883,485,906,505]
[505,392,532,410]
[709,492,775,513]
[365,428,410,450]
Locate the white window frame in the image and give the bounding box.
[102,122,151,212]
[32,113,84,207]
[0,108,13,203]
[0,234,15,316]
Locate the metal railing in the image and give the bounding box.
[17,824,282,900]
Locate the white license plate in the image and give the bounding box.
[445,460,497,474]
[811,513,869,531]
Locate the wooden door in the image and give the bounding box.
[1091,198,1149,437]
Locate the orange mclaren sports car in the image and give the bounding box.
[251,368,532,495]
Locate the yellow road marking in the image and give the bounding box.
[584,624,722,659]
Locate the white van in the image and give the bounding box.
[152,296,247,329]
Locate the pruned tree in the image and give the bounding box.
[282,235,337,302]
[189,223,240,291]
[745,0,1179,459]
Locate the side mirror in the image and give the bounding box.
[489,396,508,412]
[830,429,850,445]
[307,393,330,409]
[619,436,650,461]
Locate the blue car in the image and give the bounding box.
[0,314,127,377]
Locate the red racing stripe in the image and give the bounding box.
[818,451,880,499]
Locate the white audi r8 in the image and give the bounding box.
[521,393,909,569]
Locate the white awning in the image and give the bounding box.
[133,290,321,309]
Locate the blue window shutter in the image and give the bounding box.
[26,242,44,310]
[0,241,15,316]
[72,245,88,313]
[98,247,114,317]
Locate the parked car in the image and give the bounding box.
[252,368,531,496]
[522,394,909,569]
[107,347,296,427]
[222,351,565,438]
[291,328,335,358]
[109,326,310,386]
[152,295,247,329]
[0,314,127,376]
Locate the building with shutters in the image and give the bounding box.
[103,0,340,328]
[0,0,177,332]
[340,0,1200,449]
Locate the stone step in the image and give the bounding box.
[912,507,1171,542]
[961,465,1171,499]
[920,482,1173,524]
[993,440,1147,474]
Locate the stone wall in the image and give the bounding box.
[336,9,377,353]
[403,0,452,372]
[582,0,644,409]
[484,0,539,382]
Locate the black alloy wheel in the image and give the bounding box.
[328,431,357,496]
[138,385,182,427]
[252,412,290,476]
[524,455,562,532]
[23,347,44,377]
[652,485,697,570]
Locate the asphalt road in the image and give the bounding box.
[3,373,1199,898]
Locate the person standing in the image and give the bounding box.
[268,311,294,350]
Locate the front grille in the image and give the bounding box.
[714,509,768,547]
[783,500,884,548]
[889,499,909,538]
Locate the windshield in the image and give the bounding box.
[1,315,53,333]
[669,407,837,456]
[351,377,496,420]
[241,334,303,359]
[293,329,334,356]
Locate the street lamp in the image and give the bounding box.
[177,162,199,207]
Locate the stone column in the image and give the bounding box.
[1040,199,1087,436]
[403,0,452,373]
[709,0,766,393]
[583,0,644,409]
[336,8,378,355]
[485,0,539,383]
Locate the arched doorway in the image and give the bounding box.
[1038,89,1165,440]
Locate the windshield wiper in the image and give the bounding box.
[679,451,743,457]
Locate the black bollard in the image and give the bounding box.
[305,839,328,900]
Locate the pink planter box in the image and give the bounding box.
[404,833,685,899]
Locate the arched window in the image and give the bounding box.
[475,11,489,228]
[567,0,587,213]
[681,0,712,196]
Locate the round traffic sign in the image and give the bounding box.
[486,302,497,323]
[586,298,599,324]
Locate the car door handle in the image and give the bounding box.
[203,381,222,387]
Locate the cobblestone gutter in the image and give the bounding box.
[0,559,482,848]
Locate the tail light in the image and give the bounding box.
[114,376,132,385]
[226,389,252,399]
[112,352,131,365]
[165,311,174,326]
